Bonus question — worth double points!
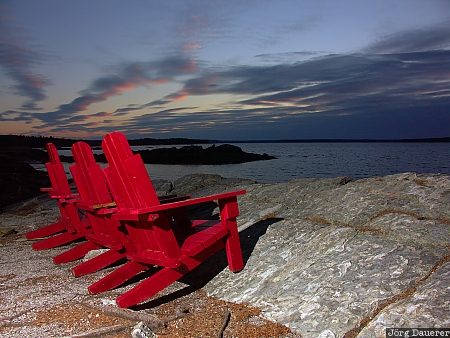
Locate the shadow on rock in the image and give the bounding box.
[132,217,282,310]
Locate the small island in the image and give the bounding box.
[58,144,275,165]
[136,144,276,165]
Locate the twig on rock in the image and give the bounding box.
[217,308,231,338]
[162,306,190,326]
[98,306,164,328]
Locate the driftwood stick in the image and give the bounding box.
[162,306,190,325]
[217,308,231,338]
[98,306,164,328]
[97,305,190,328]
[60,324,130,338]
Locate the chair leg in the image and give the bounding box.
[53,241,101,264]
[31,232,85,251]
[115,253,210,308]
[224,220,244,272]
[88,261,149,294]
[25,221,66,239]
[71,249,125,277]
[116,237,228,308]
[116,267,184,308]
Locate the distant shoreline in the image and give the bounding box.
[1,134,450,148]
[213,137,450,143]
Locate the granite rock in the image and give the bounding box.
[182,173,450,337]
[3,172,449,338]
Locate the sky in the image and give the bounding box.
[1,0,450,140]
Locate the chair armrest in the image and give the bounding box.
[76,202,96,212]
[77,201,117,213]
[47,193,78,202]
[113,190,246,220]
[159,195,190,204]
[60,196,80,204]
[145,190,245,212]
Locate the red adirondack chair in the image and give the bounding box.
[25,143,90,250]
[53,141,126,266]
[62,141,190,271]
[86,131,246,308]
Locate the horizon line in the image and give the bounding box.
[1,134,450,143]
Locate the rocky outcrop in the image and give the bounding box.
[170,173,450,337]
[2,173,449,337]
[0,156,49,208]
[138,144,276,164]
[59,144,276,165]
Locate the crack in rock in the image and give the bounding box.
[344,251,450,338]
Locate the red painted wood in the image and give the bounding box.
[31,232,85,251]
[71,249,125,277]
[220,198,244,272]
[49,141,126,270]
[116,239,225,308]
[24,134,247,310]
[116,267,184,308]
[112,190,246,220]
[24,143,89,244]
[53,241,101,264]
[98,131,247,308]
[88,261,149,294]
[25,221,66,240]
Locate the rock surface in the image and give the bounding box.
[1,172,449,337]
[0,155,49,208]
[170,173,450,337]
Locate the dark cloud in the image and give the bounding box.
[0,5,49,109]
[254,51,327,63]
[35,56,197,125]
[366,21,450,53]
[173,50,450,110]
[112,47,449,138]
[0,109,34,122]
[3,21,450,139]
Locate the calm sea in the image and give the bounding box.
[52,142,450,183]
[141,142,450,183]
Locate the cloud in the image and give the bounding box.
[0,109,34,122]
[3,20,450,139]
[366,21,450,53]
[254,51,327,63]
[92,111,110,118]
[169,49,450,107]
[108,47,449,138]
[182,42,202,51]
[0,5,49,109]
[34,56,197,125]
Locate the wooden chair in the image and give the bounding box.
[53,141,125,266]
[25,143,90,250]
[87,131,246,308]
[60,142,190,271]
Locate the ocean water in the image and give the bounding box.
[143,142,450,183]
[51,142,450,183]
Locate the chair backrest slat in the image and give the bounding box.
[45,143,71,196]
[71,142,112,205]
[70,141,119,239]
[101,132,180,258]
[102,132,160,209]
[46,143,60,163]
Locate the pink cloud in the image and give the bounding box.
[183,42,202,51]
